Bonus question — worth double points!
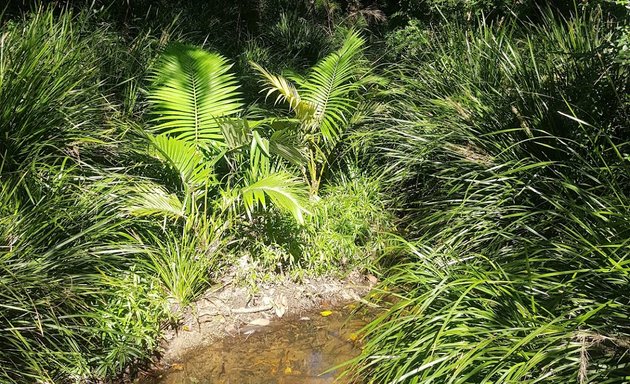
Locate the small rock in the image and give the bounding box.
[248,318,270,327]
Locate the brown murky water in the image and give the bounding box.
[143,305,370,384]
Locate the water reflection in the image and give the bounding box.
[143,306,369,384]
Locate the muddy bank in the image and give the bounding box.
[133,271,377,381]
[141,304,375,383]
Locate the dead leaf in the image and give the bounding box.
[284,366,292,375]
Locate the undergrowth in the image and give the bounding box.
[347,4,630,383]
[227,174,395,283]
[1,1,629,383]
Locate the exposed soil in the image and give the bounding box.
[132,271,377,382]
[140,305,375,383]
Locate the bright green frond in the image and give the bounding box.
[124,184,185,219]
[301,30,366,144]
[148,134,215,188]
[149,43,243,148]
[251,61,316,121]
[241,172,310,224]
[249,130,272,180]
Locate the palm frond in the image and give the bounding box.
[124,183,185,219]
[148,134,215,188]
[149,43,243,148]
[250,61,316,121]
[269,128,307,166]
[240,172,310,224]
[301,30,366,144]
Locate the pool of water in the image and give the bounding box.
[142,305,370,384]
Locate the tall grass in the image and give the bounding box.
[4,2,628,383]
[349,5,630,383]
[0,8,174,382]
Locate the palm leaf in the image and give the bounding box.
[149,43,243,148]
[248,130,272,180]
[124,183,185,219]
[148,134,215,188]
[301,30,366,144]
[240,172,310,224]
[251,61,316,121]
[269,128,307,166]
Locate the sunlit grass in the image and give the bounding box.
[348,5,630,383]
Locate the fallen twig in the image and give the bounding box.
[231,305,273,314]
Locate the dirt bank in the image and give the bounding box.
[133,271,377,381]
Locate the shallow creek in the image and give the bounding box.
[141,305,371,384]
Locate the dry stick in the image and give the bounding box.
[230,304,273,314]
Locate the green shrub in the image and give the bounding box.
[0,8,111,177]
[268,12,331,64]
[228,175,396,280]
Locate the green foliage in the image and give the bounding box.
[384,19,431,60]
[140,231,216,306]
[241,172,310,224]
[229,175,395,279]
[0,8,171,382]
[91,270,167,378]
[299,175,395,274]
[142,43,309,224]
[2,1,628,383]
[253,30,370,194]
[349,5,630,383]
[0,8,111,177]
[267,12,330,64]
[390,0,537,21]
[0,176,167,382]
[149,43,243,147]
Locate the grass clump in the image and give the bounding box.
[0,8,171,382]
[347,4,630,383]
[0,176,168,381]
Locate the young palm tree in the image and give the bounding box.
[252,30,368,195]
[128,43,309,224]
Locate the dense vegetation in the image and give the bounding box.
[1,0,628,382]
